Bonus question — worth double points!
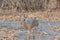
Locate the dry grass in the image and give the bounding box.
[0,0,59,22]
[0,15,20,21]
[0,28,19,40]
[52,37,60,40]
[50,26,60,33]
[0,9,60,22]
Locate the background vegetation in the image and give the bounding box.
[0,0,59,11]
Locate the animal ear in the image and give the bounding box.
[24,19,26,21]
